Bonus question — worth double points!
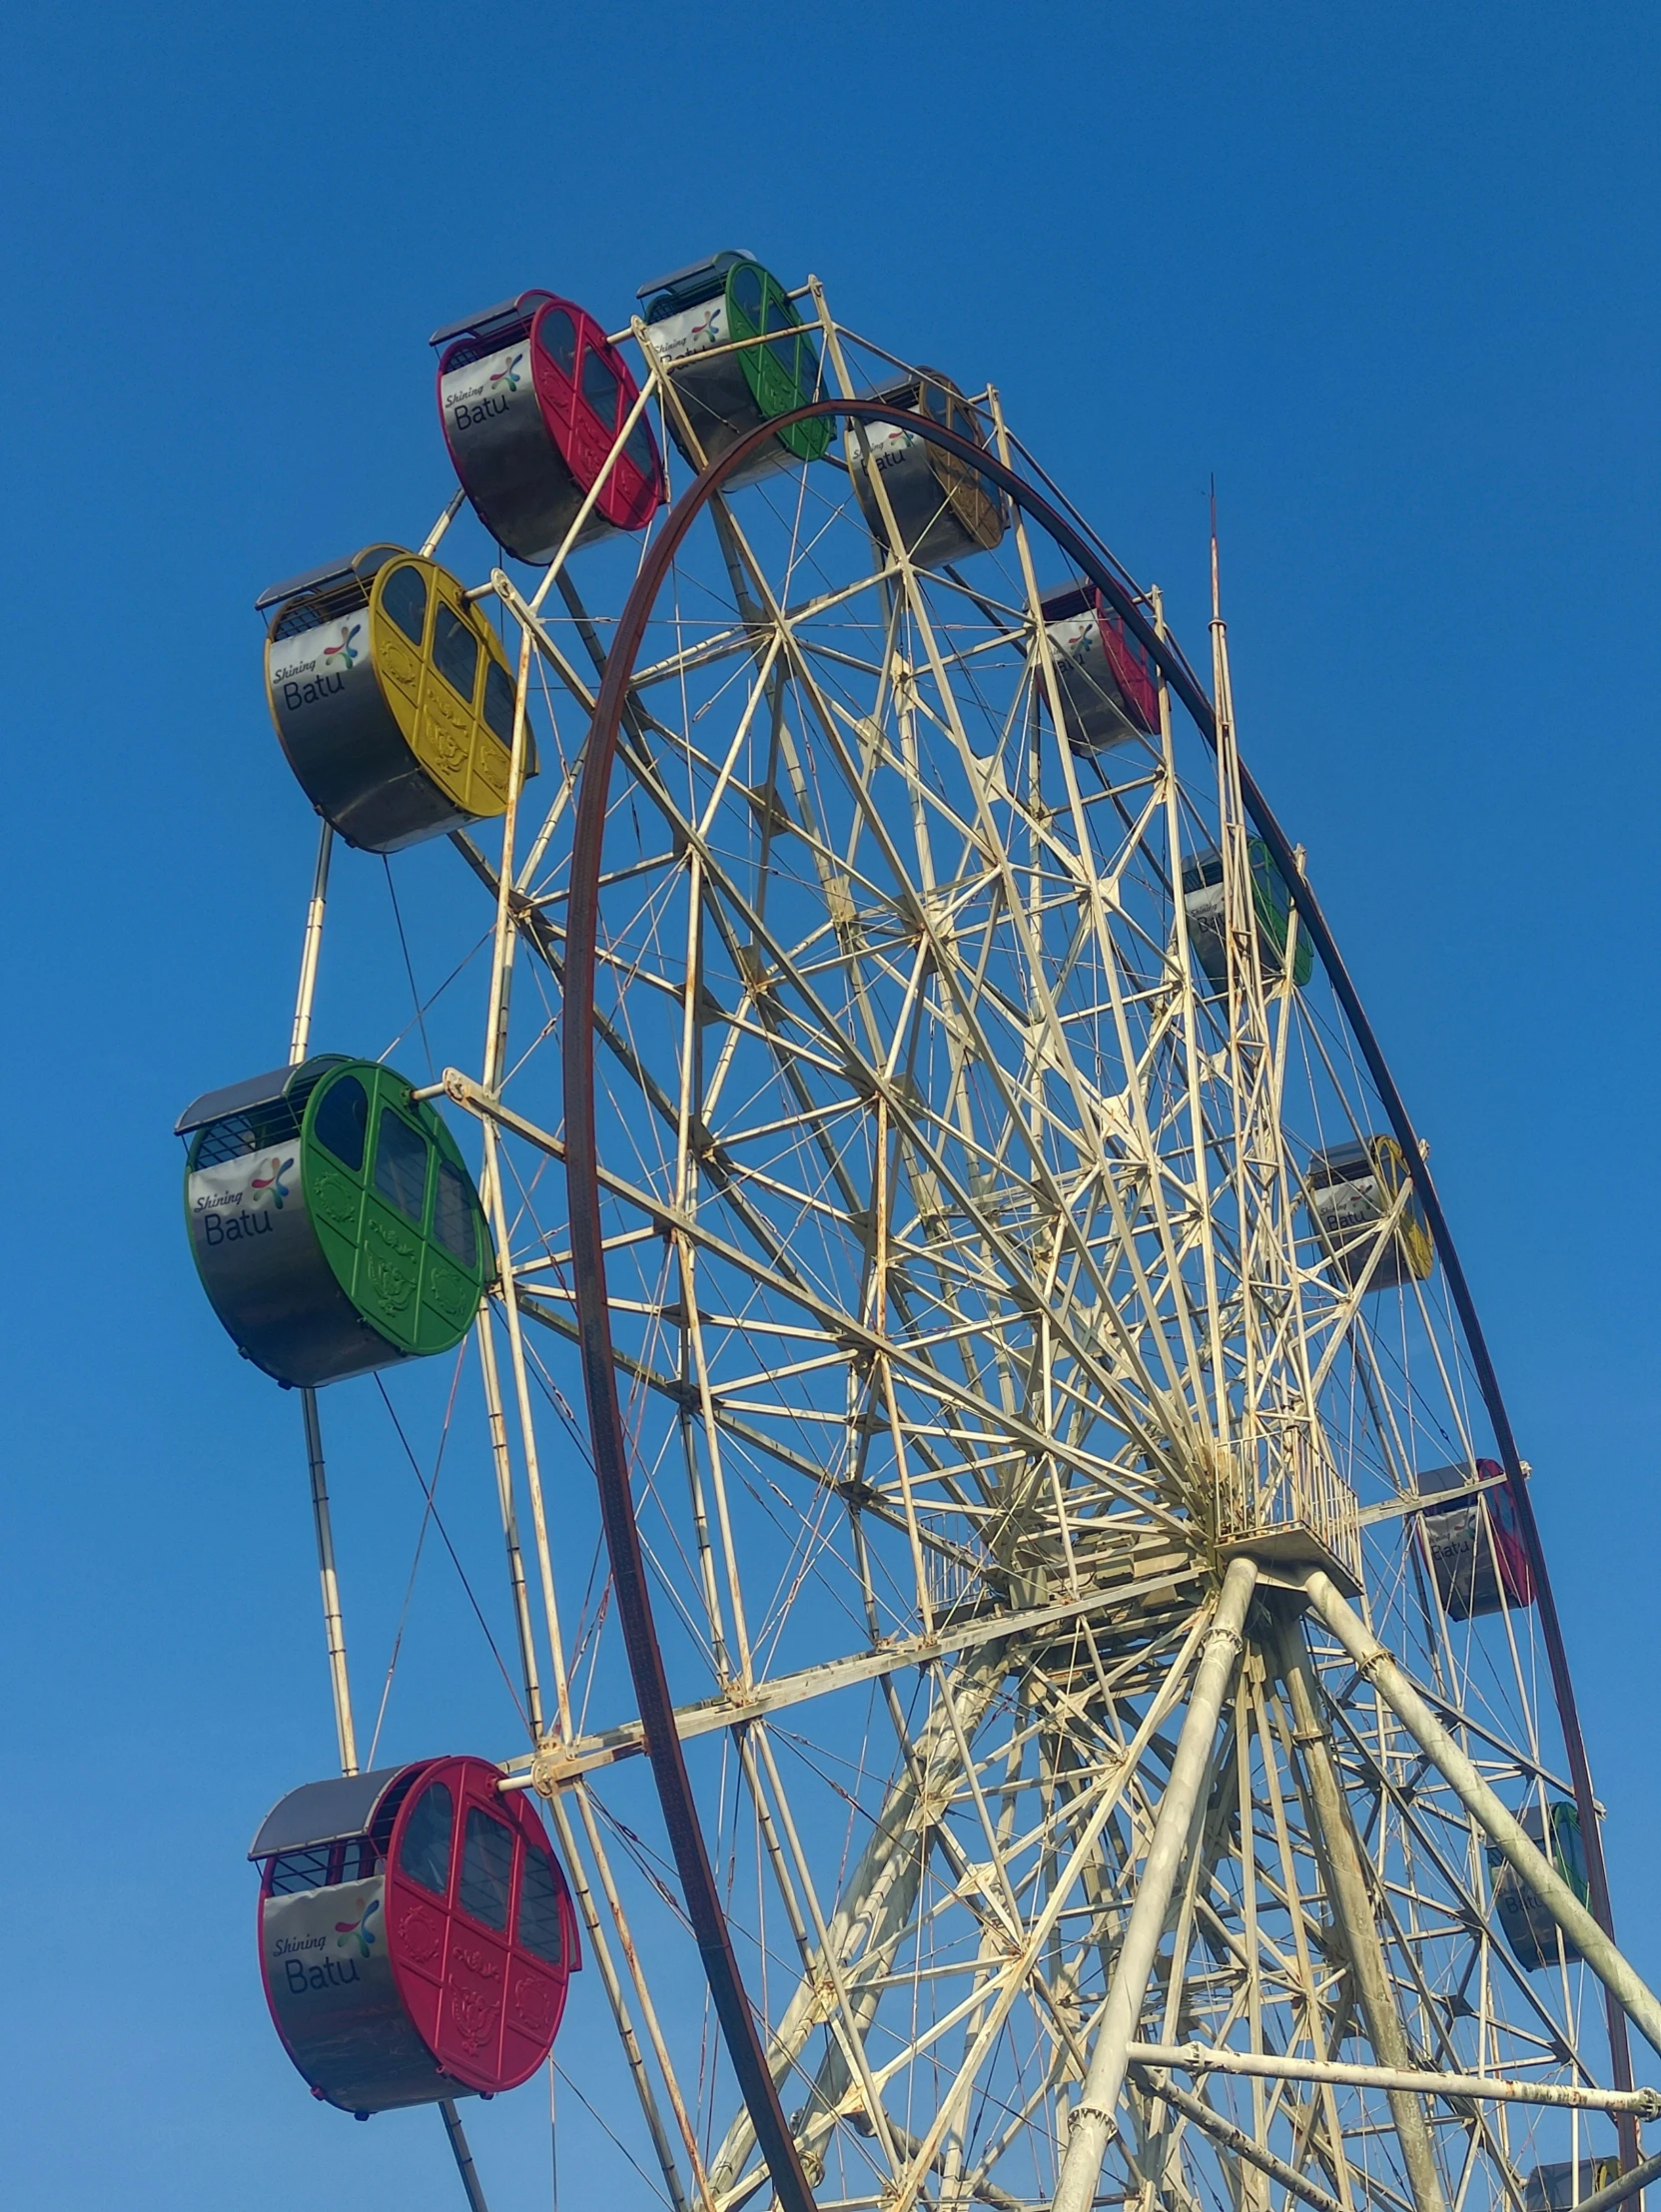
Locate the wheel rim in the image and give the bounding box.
[534,391,1631,2212]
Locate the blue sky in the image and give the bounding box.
[1,3,1656,2205]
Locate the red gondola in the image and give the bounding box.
[1415,1459,1534,1618]
[251,1756,579,2117]
[433,291,662,563]
[1037,583,1161,752]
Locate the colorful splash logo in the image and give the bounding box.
[323,620,362,671]
[335,1895,382,1959]
[251,1154,294,1208]
[489,351,524,392]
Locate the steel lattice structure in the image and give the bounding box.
[247,276,1659,2212]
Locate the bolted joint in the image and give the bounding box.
[528,1746,571,1798]
[1068,2101,1118,2139]
[1204,1618,1246,1662]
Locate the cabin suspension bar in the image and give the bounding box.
[287,818,357,1776]
[289,820,332,1067]
[439,2101,491,2212]
[1298,1570,1661,2062]
[300,1388,357,1779]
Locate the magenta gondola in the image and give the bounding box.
[251,1756,579,2118]
[1415,1459,1534,1618]
[433,291,663,563]
[1036,582,1161,752]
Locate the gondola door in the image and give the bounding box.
[384,1768,455,2059]
[500,1830,579,2081]
[434,1773,517,2081]
[566,333,625,489]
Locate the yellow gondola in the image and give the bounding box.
[1305,1135,1434,1290]
[259,545,532,854]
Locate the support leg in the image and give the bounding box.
[1271,1603,1447,2212]
[301,1386,356,1778]
[1300,1569,1661,2061]
[1051,1558,1258,2212]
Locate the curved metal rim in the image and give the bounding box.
[559,397,1631,2199]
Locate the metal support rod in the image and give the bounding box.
[1126,2045,1658,2116]
[1299,1570,1661,2061]
[439,2099,491,2212]
[289,821,333,1069]
[474,1310,545,1741]
[301,1385,357,1778]
[1272,1609,1447,2212]
[1052,1558,1258,2212]
[288,823,358,1777]
[1129,2064,1342,2212]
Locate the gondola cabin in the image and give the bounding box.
[1488,1801,1587,1971]
[178,1057,491,1389]
[1304,1136,1434,1290]
[260,545,529,854]
[1524,2162,1623,2212]
[1415,1460,1534,1618]
[844,369,1006,567]
[251,1757,579,2116]
[1183,841,1314,994]
[1036,584,1160,753]
[639,250,832,484]
[432,291,663,563]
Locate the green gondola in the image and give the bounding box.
[1183,839,1314,993]
[177,1058,491,1388]
[1489,1801,1588,1971]
[639,250,832,484]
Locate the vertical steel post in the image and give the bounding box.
[288,822,333,1068]
[300,1385,357,1779]
[287,815,358,1774]
[439,2099,492,2212]
[1052,1559,1258,2212]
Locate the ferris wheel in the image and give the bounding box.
[178,250,1661,2212]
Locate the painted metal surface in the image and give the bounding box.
[262,548,523,853]
[182,1057,490,1388]
[435,291,661,561]
[262,1871,449,2114]
[254,1755,580,2116]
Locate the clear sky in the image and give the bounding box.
[2,4,1656,2206]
